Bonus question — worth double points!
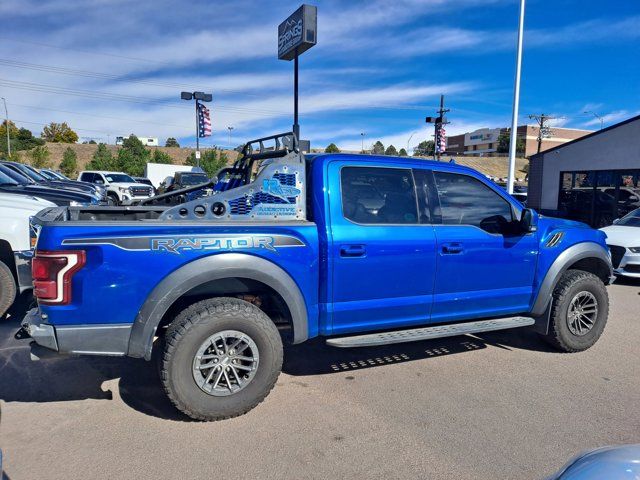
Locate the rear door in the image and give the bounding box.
[327,161,437,335]
[427,169,538,321]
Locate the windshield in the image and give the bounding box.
[11,162,47,182]
[48,170,70,180]
[616,208,640,227]
[0,169,19,186]
[38,169,58,180]
[0,164,30,184]
[105,173,135,183]
[180,173,209,185]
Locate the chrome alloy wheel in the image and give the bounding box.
[192,330,259,396]
[567,291,598,336]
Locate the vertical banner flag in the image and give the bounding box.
[436,124,446,154]
[197,102,212,138]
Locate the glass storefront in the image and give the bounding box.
[558,169,640,227]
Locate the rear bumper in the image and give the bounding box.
[13,250,33,293]
[21,307,133,357]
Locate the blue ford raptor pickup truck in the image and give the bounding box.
[21,132,614,421]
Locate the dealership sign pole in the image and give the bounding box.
[507,0,525,194]
[278,4,317,141]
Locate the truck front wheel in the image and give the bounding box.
[542,270,609,352]
[161,297,283,421]
[0,260,17,318]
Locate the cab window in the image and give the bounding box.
[433,171,513,232]
[341,167,418,224]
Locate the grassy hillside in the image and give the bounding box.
[16,143,239,172]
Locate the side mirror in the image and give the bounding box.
[95,179,104,184]
[520,208,538,233]
[629,195,638,202]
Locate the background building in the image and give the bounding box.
[527,114,640,227]
[446,125,592,157]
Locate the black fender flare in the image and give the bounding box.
[127,253,309,359]
[530,241,613,317]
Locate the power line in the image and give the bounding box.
[9,102,189,129]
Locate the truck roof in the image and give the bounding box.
[306,153,486,177]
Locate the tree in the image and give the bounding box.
[152,149,174,164]
[398,148,408,157]
[372,141,385,155]
[88,139,97,144]
[87,143,117,171]
[414,140,435,157]
[324,143,340,153]
[59,147,78,177]
[384,144,398,156]
[165,137,180,147]
[116,135,151,176]
[186,150,229,177]
[28,145,51,168]
[497,131,525,156]
[41,122,79,143]
[1,122,44,153]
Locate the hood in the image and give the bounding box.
[538,215,591,231]
[0,192,56,214]
[0,184,97,205]
[599,224,640,246]
[110,182,151,189]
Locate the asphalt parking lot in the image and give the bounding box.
[1,280,639,480]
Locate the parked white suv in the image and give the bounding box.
[77,171,154,205]
[0,192,55,317]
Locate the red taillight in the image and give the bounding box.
[32,250,86,304]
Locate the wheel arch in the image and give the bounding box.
[531,241,613,317]
[127,253,309,360]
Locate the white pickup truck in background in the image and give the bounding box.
[0,193,55,317]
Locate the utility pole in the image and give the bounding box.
[528,113,558,154]
[584,110,604,130]
[507,0,526,195]
[360,132,366,153]
[1,97,10,156]
[425,94,449,161]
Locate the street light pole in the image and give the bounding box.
[181,91,212,169]
[407,131,417,155]
[1,97,10,156]
[507,0,525,195]
[361,132,365,153]
[584,110,604,130]
[227,126,234,150]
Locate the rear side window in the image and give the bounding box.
[80,172,95,182]
[341,167,418,224]
[433,171,513,230]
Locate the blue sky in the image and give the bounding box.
[1,0,638,152]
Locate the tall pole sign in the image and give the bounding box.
[278,4,317,141]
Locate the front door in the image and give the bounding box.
[427,170,538,322]
[327,162,437,335]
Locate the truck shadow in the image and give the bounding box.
[1,308,555,422]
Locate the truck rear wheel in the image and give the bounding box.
[161,297,283,421]
[542,270,608,352]
[0,260,17,319]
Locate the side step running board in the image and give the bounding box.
[326,316,535,348]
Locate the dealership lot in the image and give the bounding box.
[1,280,639,480]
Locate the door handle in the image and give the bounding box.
[441,242,463,254]
[340,245,366,257]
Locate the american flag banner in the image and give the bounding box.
[436,124,446,154]
[197,101,212,137]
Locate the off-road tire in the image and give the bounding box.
[161,297,283,421]
[0,260,17,319]
[542,270,608,352]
